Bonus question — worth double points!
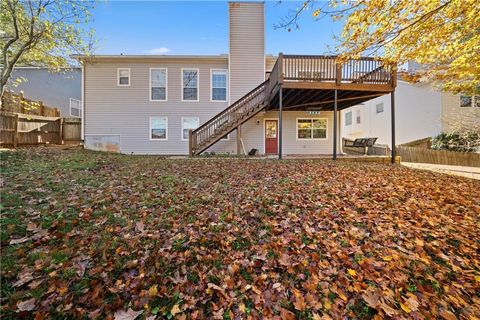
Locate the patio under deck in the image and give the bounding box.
[190,54,398,162]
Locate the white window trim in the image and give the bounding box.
[149,116,168,141]
[210,68,228,102]
[181,116,200,141]
[117,68,130,86]
[69,98,82,117]
[149,68,168,102]
[296,118,328,141]
[345,111,352,126]
[181,68,200,102]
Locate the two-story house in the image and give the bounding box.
[75,2,397,159]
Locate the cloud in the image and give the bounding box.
[145,47,171,54]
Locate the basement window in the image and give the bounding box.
[182,117,200,140]
[150,117,168,140]
[297,118,327,140]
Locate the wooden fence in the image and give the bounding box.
[397,146,480,167]
[1,91,60,117]
[0,112,81,147]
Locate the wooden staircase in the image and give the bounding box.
[189,79,270,156]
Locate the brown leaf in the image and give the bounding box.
[113,308,143,320]
[280,308,296,320]
[440,309,458,320]
[278,253,291,266]
[16,298,36,312]
[13,270,34,287]
[293,293,307,311]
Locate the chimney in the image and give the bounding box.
[229,2,265,104]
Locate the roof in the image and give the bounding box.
[72,53,277,61]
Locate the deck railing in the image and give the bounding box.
[268,54,395,97]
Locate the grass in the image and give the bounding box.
[1,147,479,319]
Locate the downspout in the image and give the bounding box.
[81,61,85,141]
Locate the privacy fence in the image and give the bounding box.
[396,146,480,167]
[1,92,81,147]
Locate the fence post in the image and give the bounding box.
[39,101,44,116]
[58,118,64,145]
[13,114,19,148]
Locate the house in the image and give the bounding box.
[74,2,397,159]
[7,67,82,117]
[341,76,480,149]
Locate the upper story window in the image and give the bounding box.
[376,103,384,113]
[150,117,168,140]
[345,111,352,126]
[182,68,199,101]
[150,68,167,101]
[460,95,480,107]
[211,69,227,101]
[70,98,82,117]
[182,117,200,140]
[356,110,361,124]
[297,118,327,140]
[117,68,130,86]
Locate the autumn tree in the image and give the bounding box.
[0,0,95,102]
[277,0,480,95]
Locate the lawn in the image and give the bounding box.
[1,148,479,320]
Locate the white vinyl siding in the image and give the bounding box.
[182,68,199,101]
[182,117,199,140]
[211,69,227,101]
[69,98,82,117]
[150,117,168,140]
[117,68,130,86]
[150,68,167,101]
[296,118,327,140]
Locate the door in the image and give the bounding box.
[265,120,278,154]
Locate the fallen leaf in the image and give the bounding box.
[280,308,295,320]
[278,253,291,266]
[170,304,182,316]
[17,298,36,312]
[113,308,143,320]
[148,285,158,297]
[293,294,307,311]
[10,237,31,245]
[347,269,356,276]
[440,309,458,320]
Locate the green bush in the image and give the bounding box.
[431,129,480,153]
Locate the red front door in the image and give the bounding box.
[265,120,278,154]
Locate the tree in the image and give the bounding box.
[0,0,95,101]
[277,0,480,95]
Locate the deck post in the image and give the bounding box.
[188,129,193,157]
[236,125,242,155]
[278,85,283,160]
[391,90,396,163]
[333,89,338,160]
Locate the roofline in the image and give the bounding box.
[72,53,277,61]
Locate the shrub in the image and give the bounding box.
[431,129,480,153]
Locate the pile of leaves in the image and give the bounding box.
[431,130,480,153]
[1,148,479,319]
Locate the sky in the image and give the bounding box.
[87,0,344,56]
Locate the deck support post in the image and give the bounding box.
[278,85,283,160]
[391,90,396,164]
[188,129,193,157]
[236,125,242,156]
[333,89,338,160]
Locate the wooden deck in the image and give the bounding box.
[267,54,396,111]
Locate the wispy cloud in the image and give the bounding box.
[145,47,171,54]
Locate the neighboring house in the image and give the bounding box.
[341,81,480,148]
[7,67,82,117]
[75,2,397,156]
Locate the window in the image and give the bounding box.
[182,117,200,140]
[297,118,327,140]
[356,110,361,124]
[182,69,199,101]
[118,68,130,86]
[376,103,384,113]
[345,111,352,126]
[211,69,227,101]
[150,117,167,140]
[69,98,81,117]
[460,95,472,107]
[150,68,167,101]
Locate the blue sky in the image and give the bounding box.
[87,1,344,55]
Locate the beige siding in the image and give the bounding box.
[442,93,480,132]
[229,2,265,103]
[84,58,238,154]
